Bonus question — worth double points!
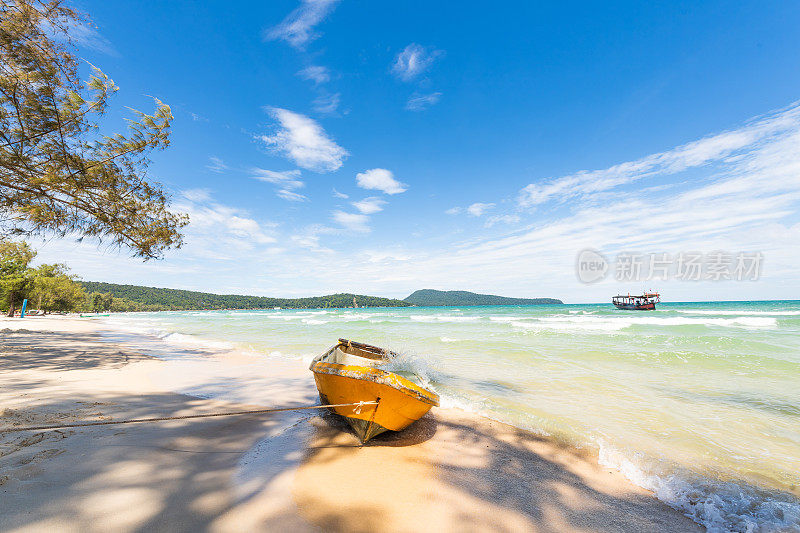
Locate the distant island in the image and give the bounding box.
[403,289,563,306]
[78,282,563,311]
[80,282,410,311]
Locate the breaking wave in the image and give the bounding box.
[504,315,777,332]
[598,444,800,533]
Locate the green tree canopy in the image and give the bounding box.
[30,261,85,312]
[0,0,188,259]
[0,239,34,314]
[88,290,112,312]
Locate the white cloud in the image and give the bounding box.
[265,0,338,49]
[299,131,799,297]
[391,43,443,82]
[297,65,330,84]
[182,189,212,203]
[28,102,800,303]
[355,168,407,195]
[41,19,117,56]
[292,234,328,253]
[258,108,348,172]
[518,104,800,208]
[467,203,495,217]
[250,168,307,202]
[291,233,320,250]
[352,197,387,214]
[250,168,304,189]
[313,92,340,115]
[175,191,277,252]
[291,224,338,253]
[363,248,411,263]
[223,216,275,244]
[364,102,800,301]
[276,189,307,202]
[69,22,116,55]
[485,214,521,227]
[332,188,349,199]
[332,210,370,233]
[207,156,227,173]
[447,203,496,217]
[406,92,442,111]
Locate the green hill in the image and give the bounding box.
[404,289,562,306]
[80,282,411,311]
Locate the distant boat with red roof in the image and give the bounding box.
[612,292,660,310]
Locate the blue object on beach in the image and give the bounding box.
[20,299,28,318]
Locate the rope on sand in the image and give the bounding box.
[0,401,378,433]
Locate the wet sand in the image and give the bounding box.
[0,317,702,532]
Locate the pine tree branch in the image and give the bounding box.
[0,99,100,148]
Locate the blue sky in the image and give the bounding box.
[33,0,800,302]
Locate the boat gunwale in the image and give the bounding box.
[310,343,439,407]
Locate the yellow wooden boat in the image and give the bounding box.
[309,338,439,443]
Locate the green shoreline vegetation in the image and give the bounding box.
[79,281,410,311]
[78,284,563,311]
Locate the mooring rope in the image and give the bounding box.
[0,401,378,433]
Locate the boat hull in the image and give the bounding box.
[310,352,438,443]
[613,302,656,310]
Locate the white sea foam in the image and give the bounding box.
[678,310,800,316]
[379,349,445,390]
[410,315,481,323]
[506,315,777,332]
[729,317,778,327]
[439,336,462,343]
[102,319,320,366]
[598,443,800,533]
[489,316,525,323]
[159,332,236,351]
[336,313,382,321]
[437,393,486,412]
[98,318,240,355]
[510,320,627,332]
[261,314,304,321]
[301,318,328,325]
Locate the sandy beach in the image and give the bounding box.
[0,316,702,532]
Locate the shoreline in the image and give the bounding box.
[0,316,704,531]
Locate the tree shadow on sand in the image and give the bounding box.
[0,331,149,371]
[294,411,705,533]
[0,390,322,532]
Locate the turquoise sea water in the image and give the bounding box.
[104,301,800,532]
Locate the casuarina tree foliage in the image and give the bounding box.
[0,0,187,259]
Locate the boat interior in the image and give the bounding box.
[315,339,432,391]
[321,340,389,367]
